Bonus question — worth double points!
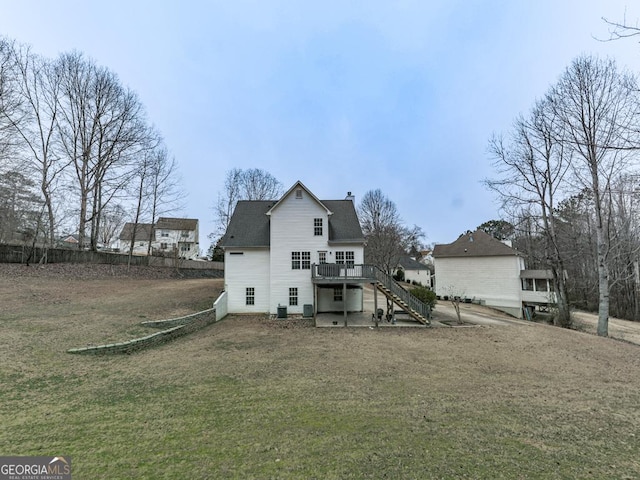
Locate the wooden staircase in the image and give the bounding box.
[373,268,431,325]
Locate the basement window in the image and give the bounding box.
[246,287,255,305]
[289,287,298,306]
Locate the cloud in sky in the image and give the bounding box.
[1,1,638,246]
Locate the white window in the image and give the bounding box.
[346,251,354,267]
[333,287,343,302]
[336,251,355,267]
[246,287,255,305]
[292,252,301,269]
[295,189,303,199]
[302,252,311,269]
[314,218,323,236]
[289,287,298,306]
[318,251,327,264]
[161,231,169,237]
[292,251,310,269]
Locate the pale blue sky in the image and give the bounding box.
[1,1,638,246]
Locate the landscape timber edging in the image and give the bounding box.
[67,308,217,355]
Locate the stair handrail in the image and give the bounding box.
[373,266,432,320]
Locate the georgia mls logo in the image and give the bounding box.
[0,456,71,480]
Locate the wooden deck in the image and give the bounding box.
[311,263,376,283]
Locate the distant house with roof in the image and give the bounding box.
[117,223,154,255]
[154,217,199,259]
[117,218,199,260]
[396,255,432,287]
[57,233,80,249]
[433,230,555,318]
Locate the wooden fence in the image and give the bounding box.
[0,244,224,272]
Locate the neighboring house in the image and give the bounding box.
[57,234,79,249]
[220,181,366,316]
[116,218,200,260]
[396,255,432,288]
[154,217,200,260]
[433,230,555,318]
[117,223,154,255]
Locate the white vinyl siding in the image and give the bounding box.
[225,249,270,313]
[434,255,523,317]
[269,190,331,314]
[403,268,432,288]
[317,286,363,313]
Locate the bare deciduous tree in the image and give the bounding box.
[0,38,20,167]
[0,170,43,244]
[56,51,148,251]
[487,98,572,327]
[358,188,425,275]
[602,14,640,41]
[550,55,640,336]
[2,43,65,245]
[214,168,283,236]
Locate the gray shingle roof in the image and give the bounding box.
[119,223,154,241]
[220,199,364,248]
[323,200,365,243]
[155,217,198,231]
[220,201,273,247]
[398,255,429,270]
[432,230,518,258]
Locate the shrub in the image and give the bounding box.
[393,269,405,282]
[410,286,437,309]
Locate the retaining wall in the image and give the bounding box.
[68,308,217,355]
[213,291,228,321]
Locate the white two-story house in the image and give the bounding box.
[117,217,200,260]
[220,181,366,316]
[154,217,200,260]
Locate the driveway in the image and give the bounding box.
[319,285,640,345]
[571,311,640,345]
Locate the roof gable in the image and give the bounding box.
[433,230,518,258]
[266,181,332,216]
[220,183,364,248]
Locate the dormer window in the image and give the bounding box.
[314,218,323,236]
[295,189,303,199]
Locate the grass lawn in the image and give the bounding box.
[1,267,639,479]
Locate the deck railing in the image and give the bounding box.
[312,263,376,279]
[371,267,432,320]
[312,263,431,320]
